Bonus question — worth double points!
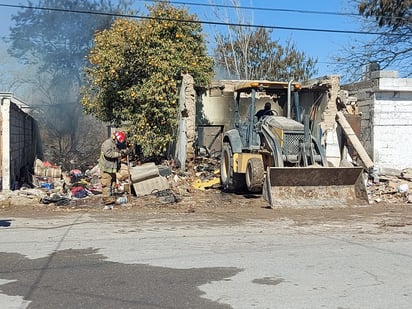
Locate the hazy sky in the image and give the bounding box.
[0,0,366,87]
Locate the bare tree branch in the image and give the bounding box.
[335,0,412,80]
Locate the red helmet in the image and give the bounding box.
[113,131,126,143]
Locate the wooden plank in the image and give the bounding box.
[336,111,374,170]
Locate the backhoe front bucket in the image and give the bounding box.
[263,167,369,208]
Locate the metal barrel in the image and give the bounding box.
[263,167,369,208]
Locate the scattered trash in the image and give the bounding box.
[397,183,409,193]
[116,196,127,205]
[152,189,181,204]
[8,151,412,209]
[192,177,220,190]
[367,170,412,204]
[70,185,89,198]
[17,188,47,199]
[40,194,71,206]
[34,159,62,178]
[401,168,412,181]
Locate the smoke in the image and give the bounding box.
[3,0,122,170]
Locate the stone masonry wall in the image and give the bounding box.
[174,74,196,170]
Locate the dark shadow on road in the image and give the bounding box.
[0,220,12,227]
[0,248,240,308]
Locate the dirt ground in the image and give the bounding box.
[1,187,412,229]
[9,156,410,229]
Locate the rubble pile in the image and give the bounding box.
[191,157,221,190]
[5,158,189,209]
[31,159,107,206]
[368,168,412,204]
[2,157,412,210]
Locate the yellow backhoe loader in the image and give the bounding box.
[220,80,369,208]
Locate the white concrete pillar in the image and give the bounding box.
[1,97,11,191]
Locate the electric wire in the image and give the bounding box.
[135,0,409,21]
[137,0,361,16]
[0,3,410,37]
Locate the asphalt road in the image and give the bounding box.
[1,211,412,309]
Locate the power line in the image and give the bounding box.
[136,0,361,17]
[138,0,409,21]
[0,3,410,37]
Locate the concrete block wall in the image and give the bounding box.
[353,98,374,159]
[342,72,412,171]
[200,94,233,128]
[373,92,412,170]
[1,94,40,191]
[200,80,235,131]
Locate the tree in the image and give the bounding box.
[214,27,317,81]
[82,1,214,157]
[358,0,411,30]
[336,0,411,80]
[6,0,130,169]
[208,0,317,81]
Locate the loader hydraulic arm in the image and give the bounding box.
[260,121,284,167]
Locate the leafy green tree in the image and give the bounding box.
[214,27,317,81]
[7,0,130,168]
[82,1,214,156]
[336,0,411,79]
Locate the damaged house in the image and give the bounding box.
[196,76,344,165]
[194,70,412,174]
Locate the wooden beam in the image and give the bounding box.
[335,111,374,170]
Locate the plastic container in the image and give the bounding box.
[116,196,127,205]
[41,182,53,190]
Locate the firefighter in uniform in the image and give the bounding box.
[99,131,126,206]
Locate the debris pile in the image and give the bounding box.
[191,157,221,190]
[13,158,187,208]
[368,168,412,204]
[33,159,62,190]
[3,156,412,210]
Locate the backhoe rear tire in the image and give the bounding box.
[246,158,264,193]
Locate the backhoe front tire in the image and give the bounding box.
[246,158,264,193]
